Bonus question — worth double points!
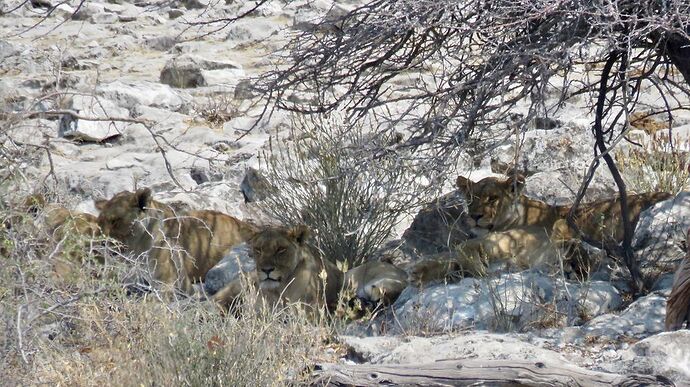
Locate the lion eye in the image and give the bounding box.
[276,247,287,255]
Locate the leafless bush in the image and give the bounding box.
[255,0,690,294]
[257,114,432,267]
[0,191,334,385]
[193,94,243,128]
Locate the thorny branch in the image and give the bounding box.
[256,0,690,294]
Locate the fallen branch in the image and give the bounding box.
[312,359,675,387]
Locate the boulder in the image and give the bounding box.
[160,54,244,88]
[395,272,622,332]
[633,192,690,274]
[401,190,475,255]
[582,292,666,339]
[240,167,270,203]
[97,80,184,111]
[58,95,128,142]
[523,170,617,205]
[613,331,690,383]
[225,18,281,47]
[204,243,254,295]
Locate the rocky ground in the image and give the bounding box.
[2,0,690,384]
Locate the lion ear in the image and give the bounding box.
[288,225,311,245]
[94,199,108,211]
[134,188,152,211]
[508,173,525,193]
[456,175,473,192]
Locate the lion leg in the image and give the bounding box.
[149,247,192,298]
[213,271,258,316]
[455,238,491,277]
[408,257,462,286]
[550,219,598,279]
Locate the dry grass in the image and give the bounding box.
[616,129,690,194]
[0,190,336,386]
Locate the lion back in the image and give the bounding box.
[173,210,257,280]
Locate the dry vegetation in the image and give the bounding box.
[0,189,337,386]
[617,131,690,194]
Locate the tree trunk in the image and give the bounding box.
[661,32,690,86]
[311,359,675,387]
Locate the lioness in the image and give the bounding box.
[213,225,343,313]
[95,188,256,295]
[2,194,101,275]
[344,261,408,305]
[410,174,671,284]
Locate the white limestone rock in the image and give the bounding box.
[97,80,185,111]
[160,54,244,88]
[58,95,129,142]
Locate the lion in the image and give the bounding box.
[1,193,102,276]
[95,188,256,295]
[409,174,672,284]
[213,225,343,314]
[344,261,408,305]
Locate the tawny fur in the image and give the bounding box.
[95,188,256,295]
[344,261,408,305]
[213,225,343,314]
[410,175,671,285]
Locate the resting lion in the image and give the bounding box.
[213,225,343,314]
[344,261,408,306]
[95,188,256,295]
[410,174,671,284]
[2,193,101,275]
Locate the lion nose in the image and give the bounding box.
[261,267,274,275]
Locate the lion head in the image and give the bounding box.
[94,188,152,247]
[456,174,526,231]
[249,225,343,309]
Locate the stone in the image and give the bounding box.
[58,95,129,143]
[182,0,208,9]
[240,167,269,203]
[575,281,622,318]
[199,68,245,87]
[168,9,184,19]
[97,80,184,111]
[633,192,690,270]
[401,190,475,255]
[395,272,622,333]
[91,11,119,24]
[72,2,106,21]
[582,293,667,339]
[522,170,617,205]
[160,54,244,88]
[0,40,22,61]
[614,331,690,382]
[225,18,281,47]
[143,35,178,51]
[204,243,254,295]
[490,124,607,178]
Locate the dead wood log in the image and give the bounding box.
[311,359,675,386]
